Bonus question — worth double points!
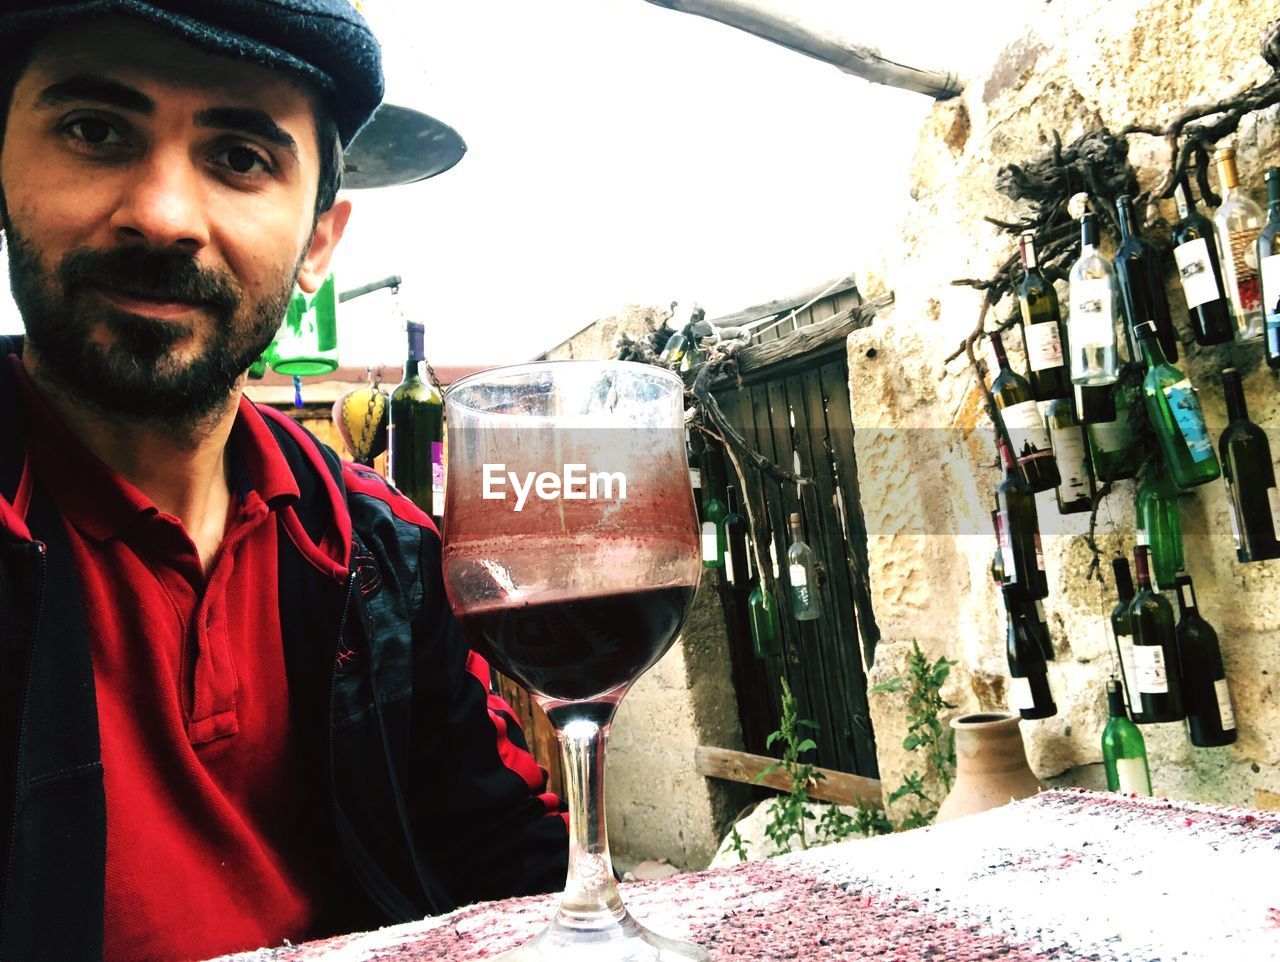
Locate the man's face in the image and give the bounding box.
[0,17,349,423]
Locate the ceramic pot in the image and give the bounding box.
[935,712,1045,823]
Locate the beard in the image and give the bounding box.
[1,211,298,427]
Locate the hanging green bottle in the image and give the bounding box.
[700,472,727,570]
[271,273,340,377]
[1085,378,1142,483]
[1136,460,1184,590]
[748,581,782,658]
[1128,545,1185,723]
[1134,320,1220,490]
[1101,679,1152,796]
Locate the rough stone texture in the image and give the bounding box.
[706,798,868,869]
[540,307,750,870]
[851,0,1280,816]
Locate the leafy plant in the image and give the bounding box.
[755,677,824,854]
[728,825,750,863]
[869,639,958,830]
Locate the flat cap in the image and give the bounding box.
[0,0,385,146]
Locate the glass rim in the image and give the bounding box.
[443,359,686,415]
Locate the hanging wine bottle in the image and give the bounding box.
[1258,167,1280,368]
[659,322,691,363]
[748,581,782,658]
[1086,379,1141,483]
[1044,395,1094,514]
[1220,367,1280,562]
[1128,545,1185,723]
[1213,146,1265,340]
[786,512,821,621]
[1003,585,1056,720]
[1135,320,1220,490]
[1136,460,1184,590]
[387,321,445,529]
[1102,679,1152,796]
[990,508,1007,586]
[1028,596,1055,663]
[989,332,1060,493]
[1114,194,1178,362]
[1110,558,1144,721]
[1172,177,1234,346]
[700,479,727,570]
[1017,231,1070,401]
[723,484,751,589]
[995,437,1049,600]
[1173,572,1237,748]
[1069,212,1121,385]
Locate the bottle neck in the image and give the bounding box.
[789,521,803,543]
[1116,198,1138,239]
[1137,332,1166,368]
[1175,575,1197,613]
[1133,547,1153,591]
[1080,214,1099,251]
[1174,180,1193,220]
[1223,370,1249,423]
[1267,170,1280,210]
[1113,559,1134,604]
[1217,155,1240,192]
[404,325,425,379]
[726,486,739,515]
[989,334,1011,372]
[1107,684,1128,719]
[1019,233,1039,271]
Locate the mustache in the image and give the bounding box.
[57,246,241,315]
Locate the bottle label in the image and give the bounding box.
[1009,675,1036,712]
[1225,480,1244,549]
[997,511,1016,584]
[701,522,718,562]
[1178,582,1196,612]
[1049,422,1091,498]
[790,564,812,610]
[1261,253,1280,316]
[431,441,445,518]
[1227,227,1263,311]
[1115,757,1151,796]
[1034,533,1045,572]
[1268,486,1280,540]
[1174,238,1223,309]
[725,546,736,585]
[769,540,780,577]
[1024,322,1065,372]
[1035,600,1046,624]
[1135,644,1169,694]
[789,562,808,588]
[689,468,701,490]
[1215,678,1237,731]
[1117,633,1139,711]
[1001,399,1054,465]
[1161,379,1215,463]
[1070,277,1114,344]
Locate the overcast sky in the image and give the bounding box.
[0,0,1022,366]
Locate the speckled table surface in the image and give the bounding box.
[213,790,1280,961]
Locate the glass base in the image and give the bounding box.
[492,910,709,961]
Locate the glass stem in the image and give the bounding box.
[555,707,625,928]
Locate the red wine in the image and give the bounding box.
[456,585,696,702]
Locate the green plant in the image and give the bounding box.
[755,677,823,855]
[869,639,958,830]
[728,825,750,863]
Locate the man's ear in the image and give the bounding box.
[296,198,353,294]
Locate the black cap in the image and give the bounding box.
[1107,679,1128,718]
[0,0,385,146]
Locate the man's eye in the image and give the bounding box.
[221,146,272,175]
[65,117,122,146]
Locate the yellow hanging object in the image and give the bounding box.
[332,379,389,465]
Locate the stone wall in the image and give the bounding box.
[543,305,750,870]
[851,0,1280,820]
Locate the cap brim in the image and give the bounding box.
[341,102,466,190]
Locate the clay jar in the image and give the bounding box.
[935,712,1045,823]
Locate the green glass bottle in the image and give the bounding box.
[271,274,340,377]
[1220,367,1280,562]
[1173,572,1237,748]
[1259,168,1280,367]
[1128,545,1184,723]
[387,321,445,529]
[1110,558,1144,722]
[700,485,727,570]
[1102,679,1152,796]
[1135,320,1220,490]
[1044,395,1094,514]
[1136,460,1184,590]
[1017,232,1070,402]
[748,581,782,658]
[1114,195,1177,363]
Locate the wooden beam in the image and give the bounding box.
[707,292,892,388]
[642,0,962,100]
[708,273,860,330]
[695,745,883,807]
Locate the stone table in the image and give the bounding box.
[213,789,1280,961]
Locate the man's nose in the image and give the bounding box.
[108,149,211,254]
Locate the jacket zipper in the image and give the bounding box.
[0,542,47,953]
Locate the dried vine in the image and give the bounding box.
[954,19,1280,581]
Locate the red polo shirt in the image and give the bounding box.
[12,358,332,962]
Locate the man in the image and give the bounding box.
[0,2,568,959]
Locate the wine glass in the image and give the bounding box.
[442,360,707,962]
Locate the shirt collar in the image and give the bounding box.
[12,357,298,540]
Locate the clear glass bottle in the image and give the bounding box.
[1258,167,1280,366]
[1213,145,1265,340]
[786,512,821,621]
[1068,212,1120,384]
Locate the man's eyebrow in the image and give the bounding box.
[35,75,155,113]
[196,107,299,158]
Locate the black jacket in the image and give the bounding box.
[0,337,568,960]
